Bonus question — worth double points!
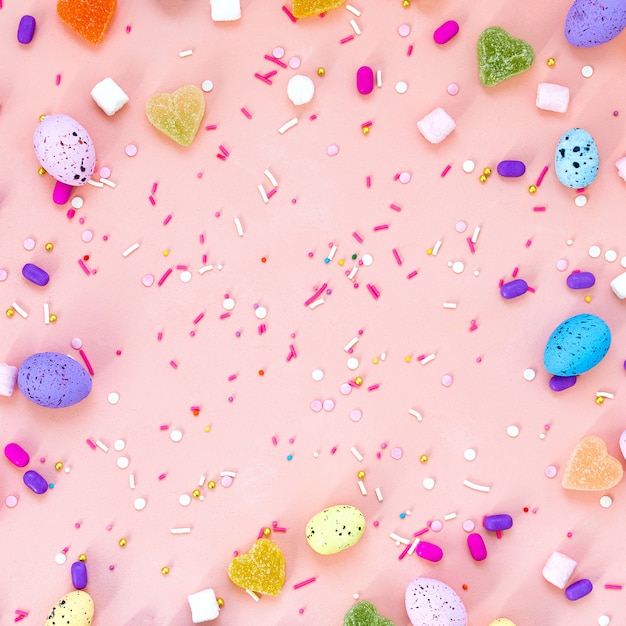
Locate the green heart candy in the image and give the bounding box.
[477,26,534,86]
[343,601,395,626]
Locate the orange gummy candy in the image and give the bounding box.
[292,0,346,18]
[145,85,205,148]
[228,538,285,596]
[57,0,117,45]
[562,435,624,491]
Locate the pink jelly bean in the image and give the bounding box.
[53,180,73,205]
[4,442,30,468]
[467,532,487,561]
[356,66,374,95]
[433,20,459,44]
[416,540,443,562]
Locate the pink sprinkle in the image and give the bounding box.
[293,577,317,589]
[158,473,167,480]
[219,145,230,157]
[389,203,402,212]
[258,324,267,335]
[366,176,371,188]
[407,270,418,279]
[398,543,411,560]
[169,360,178,369]
[126,24,131,33]
[289,344,297,358]
[273,526,287,532]
[367,284,380,299]
[78,349,95,375]
[281,5,297,22]
[536,166,549,187]
[216,153,227,161]
[440,164,452,177]
[309,114,317,121]
[78,259,90,276]
[525,239,533,247]
[258,527,266,539]
[264,54,288,68]
[220,312,231,319]
[56,73,61,85]
[352,231,364,243]
[190,406,200,412]
[241,108,252,119]
[263,70,278,79]
[67,208,76,219]
[152,182,158,194]
[331,446,337,455]
[340,35,355,44]
[304,283,327,307]
[159,425,169,430]
[205,125,218,131]
[533,206,546,211]
[414,527,430,537]
[373,225,389,231]
[361,121,373,128]
[272,436,278,446]
[176,265,188,271]
[393,173,401,181]
[367,383,380,391]
[527,286,536,293]
[157,268,172,286]
[267,188,277,199]
[163,214,172,225]
[498,278,504,288]
[228,374,237,381]
[417,354,426,361]
[467,237,476,254]
[604,584,623,589]
[86,439,97,450]
[407,44,413,56]
[157,332,163,342]
[512,267,519,278]
[392,248,403,265]
[148,195,156,206]
[193,313,205,325]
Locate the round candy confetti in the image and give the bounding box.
[347,357,359,370]
[447,83,459,95]
[201,80,214,92]
[430,520,443,532]
[289,56,301,69]
[598,616,611,626]
[142,274,155,287]
[71,196,84,209]
[339,383,352,395]
[0,269,7,281]
[99,166,111,179]
[398,24,411,36]
[223,298,235,310]
[507,425,520,438]
[179,494,191,506]
[399,172,411,184]
[441,374,453,387]
[545,465,558,478]
[349,409,362,422]
[462,519,475,532]
[5,494,18,508]
[23,237,36,251]
[361,254,374,266]
[600,495,613,508]
[581,65,594,77]
[180,270,192,283]
[125,144,138,157]
[390,447,403,460]
[455,221,467,233]
[326,144,339,156]
[117,457,130,469]
[556,259,569,271]
[108,392,120,404]
[170,429,183,442]
[311,400,323,412]
[134,497,147,511]
[605,249,617,262]
[55,552,67,565]
[323,399,335,411]
[462,160,475,173]
[523,368,536,381]
[70,337,83,349]
[221,475,233,488]
[589,245,601,258]
[311,369,324,381]
[114,439,126,451]
[395,81,408,94]
[423,477,435,490]
[463,448,477,461]
[575,194,587,207]
[451,261,464,274]
[255,306,267,319]
[272,47,285,59]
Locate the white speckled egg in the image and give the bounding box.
[45,590,94,626]
[33,115,96,186]
[306,504,365,554]
[405,578,467,626]
[565,0,626,47]
[554,128,599,189]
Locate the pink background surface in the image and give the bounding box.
[2,1,626,624]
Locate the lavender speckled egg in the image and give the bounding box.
[405,578,467,626]
[565,0,626,47]
[33,115,96,186]
[18,352,92,408]
[544,314,611,376]
[554,128,599,189]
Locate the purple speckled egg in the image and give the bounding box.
[18,352,92,408]
[405,578,468,626]
[565,0,626,47]
[33,115,96,186]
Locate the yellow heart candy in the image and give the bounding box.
[228,538,285,596]
[562,435,624,491]
[145,85,205,147]
[292,0,345,18]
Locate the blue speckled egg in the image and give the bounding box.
[565,0,626,48]
[18,352,92,408]
[554,128,599,189]
[544,314,611,376]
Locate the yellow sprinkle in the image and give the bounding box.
[479,174,487,183]
[373,358,379,364]
[585,296,592,303]
[192,489,201,498]
[263,527,271,536]
[204,425,211,432]
[338,259,344,266]
[402,0,410,6]
[217,598,224,607]
[39,114,46,122]
[362,126,370,135]
[483,167,492,176]
[355,376,363,386]
[405,356,411,362]
[49,314,58,323]
[420,454,428,463]
[163,249,169,257]
[38,167,47,176]
[426,249,433,255]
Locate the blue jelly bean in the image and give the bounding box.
[549,375,577,392]
[565,578,593,601]
[566,271,596,289]
[497,160,526,177]
[500,279,528,299]
[17,15,36,44]
[483,514,513,532]
[22,263,49,286]
[71,560,88,590]
[23,469,48,494]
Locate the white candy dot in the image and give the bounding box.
[223,298,235,311]
[605,249,617,263]
[117,456,130,469]
[179,494,191,507]
[113,439,126,452]
[71,197,84,209]
[507,425,520,438]
[589,245,601,258]
[575,195,587,207]
[312,369,324,381]
[452,261,464,274]
[523,368,536,381]
[180,270,192,283]
[581,65,594,78]
[23,237,36,251]
[462,160,475,173]
[361,254,374,266]
[621,256,626,268]
[600,495,613,508]
[423,477,435,490]
[108,392,120,405]
[347,357,359,370]
[201,80,214,92]
[556,259,569,272]
[55,552,67,565]
[395,81,408,94]
[463,448,477,461]
[170,429,183,443]
[255,306,267,319]
[134,497,147,511]
[598,616,611,626]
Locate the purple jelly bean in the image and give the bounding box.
[565,578,593,601]
[4,442,30,468]
[53,180,73,205]
[23,469,48,494]
[22,263,49,286]
[467,533,487,561]
[500,278,528,299]
[17,15,36,44]
[356,66,374,95]
[497,160,526,177]
[549,374,577,392]
[483,514,513,532]
[71,560,88,590]
[433,20,459,44]
[415,540,443,562]
[566,271,596,290]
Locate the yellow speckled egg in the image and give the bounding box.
[489,619,516,626]
[306,504,365,554]
[45,590,94,626]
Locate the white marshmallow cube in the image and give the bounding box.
[210,0,241,21]
[188,589,220,623]
[0,363,17,397]
[536,83,570,113]
[542,551,577,589]
[287,75,315,106]
[91,78,129,116]
[417,107,456,144]
[610,271,626,299]
[615,156,626,182]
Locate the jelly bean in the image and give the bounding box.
[500,279,528,299]
[356,66,374,95]
[23,469,48,494]
[433,20,459,44]
[4,442,30,468]
[22,263,50,287]
[53,180,73,205]
[17,15,36,44]
[566,271,596,289]
[483,514,513,532]
[549,375,577,392]
[467,532,487,561]
[416,540,443,562]
[497,160,526,177]
[71,560,88,590]
[565,578,593,601]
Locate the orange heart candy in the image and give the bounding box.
[57,0,116,45]
[145,85,205,148]
[292,0,345,18]
[562,435,624,491]
[228,538,285,596]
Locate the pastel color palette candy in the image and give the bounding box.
[405,578,468,626]
[57,0,116,45]
[227,538,285,595]
[45,590,94,626]
[565,0,626,47]
[292,0,345,18]
[343,601,395,626]
[561,435,624,491]
[145,85,205,147]
[306,504,365,554]
[477,27,534,86]
[554,128,599,188]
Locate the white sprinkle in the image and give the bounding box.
[598,616,611,626]
[432,240,442,256]
[55,552,67,565]
[347,357,359,370]
[395,81,408,94]
[96,440,109,453]
[349,18,361,35]
[451,261,464,274]
[122,243,140,257]
[471,226,481,244]
[347,267,358,280]
[463,479,491,493]
[179,494,192,506]
[258,184,269,204]
[264,169,278,187]
[362,253,374,265]
[129,473,135,489]
[170,429,183,442]
[589,245,601,258]
[117,456,130,469]
[420,354,436,365]
[198,475,206,486]
[600,495,613,508]
[100,177,116,188]
[278,117,298,134]
[327,245,337,261]
[134,497,147,511]
[114,439,126,451]
[581,65,593,78]
[376,69,382,88]
[423,477,435,490]
[375,487,383,502]
[43,302,50,324]
[221,470,237,477]
[389,533,411,545]
[408,409,423,421]
[443,302,457,309]
[170,527,192,534]
[309,298,324,309]
[407,537,420,555]
[462,160,475,173]
[575,194,587,207]
[246,589,260,602]
[444,512,457,521]
[234,217,244,237]
[344,336,359,351]
[507,425,520,438]
[523,368,536,381]
[605,249,617,262]
[255,306,267,320]
[358,480,367,495]
[87,179,104,187]
[351,447,364,461]
[312,369,324,381]
[198,265,213,274]
[108,392,120,405]
[11,302,28,318]
[380,353,386,361]
[596,391,614,399]
[201,80,214,92]
[464,448,477,461]
[346,4,361,16]
[179,49,193,57]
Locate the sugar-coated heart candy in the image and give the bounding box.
[145,85,205,147]
[306,504,365,554]
[343,601,395,626]
[562,435,623,491]
[405,578,467,626]
[227,538,285,595]
[57,0,116,45]
[554,128,599,188]
[292,0,345,18]
[45,590,94,626]
[565,0,626,47]
[477,27,534,86]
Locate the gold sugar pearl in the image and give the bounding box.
[192,489,201,498]
[362,126,370,135]
[355,376,363,386]
[547,57,556,67]
[402,0,410,6]
[596,396,604,405]
[49,314,58,323]
[317,67,325,77]
[39,114,46,122]
[357,470,366,479]
[420,454,428,463]
[78,554,87,562]
[483,167,492,176]
[207,480,216,489]
[119,538,127,547]
[263,527,271,537]
[6,309,15,318]
[585,296,592,303]
[528,185,537,194]
[217,598,224,607]
[161,566,170,575]
[45,242,54,251]
[38,167,47,176]
[479,174,487,183]
[55,462,63,471]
